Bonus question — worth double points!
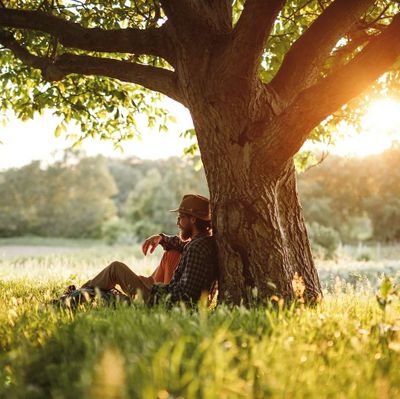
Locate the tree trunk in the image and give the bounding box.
[171,29,323,305]
[188,100,322,305]
[212,160,321,305]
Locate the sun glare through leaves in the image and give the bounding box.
[333,98,400,157]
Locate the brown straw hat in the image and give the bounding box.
[170,194,211,221]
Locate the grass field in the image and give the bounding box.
[1,240,400,398]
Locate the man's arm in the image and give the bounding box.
[142,233,186,255]
[159,234,186,253]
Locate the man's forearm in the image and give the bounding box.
[159,234,186,252]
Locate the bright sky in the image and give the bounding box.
[1,96,400,170]
[332,98,400,157]
[0,98,194,170]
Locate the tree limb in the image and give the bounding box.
[0,31,184,104]
[259,13,400,171]
[230,0,285,77]
[0,30,47,70]
[160,0,201,34]
[0,8,175,65]
[327,29,373,74]
[270,0,376,103]
[201,0,233,32]
[160,0,232,42]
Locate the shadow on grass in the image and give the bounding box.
[2,300,277,399]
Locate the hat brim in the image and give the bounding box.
[169,208,211,221]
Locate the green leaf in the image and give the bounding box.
[379,276,393,299]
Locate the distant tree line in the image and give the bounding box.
[0,151,208,241]
[0,147,399,249]
[299,147,400,248]
[0,154,117,238]
[106,155,208,241]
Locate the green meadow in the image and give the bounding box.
[1,242,400,399]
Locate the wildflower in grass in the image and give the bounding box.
[292,272,306,304]
[376,276,399,318]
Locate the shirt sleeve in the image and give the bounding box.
[167,239,212,303]
[159,234,187,252]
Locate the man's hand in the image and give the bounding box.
[142,234,162,255]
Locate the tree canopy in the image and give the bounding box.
[0,1,399,148]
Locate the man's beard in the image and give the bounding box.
[179,225,193,241]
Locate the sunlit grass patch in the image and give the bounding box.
[1,278,400,398]
[0,245,161,283]
[0,236,104,248]
[1,248,400,398]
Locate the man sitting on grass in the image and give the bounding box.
[80,194,218,306]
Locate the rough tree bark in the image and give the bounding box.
[186,87,322,304]
[1,0,400,304]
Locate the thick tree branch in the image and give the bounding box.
[217,0,233,25]
[160,1,203,33]
[56,54,183,103]
[160,0,232,41]
[163,0,233,30]
[0,8,175,65]
[230,0,285,77]
[200,0,232,32]
[258,13,400,172]
[270,0,375,103]
[0,30,47,69]
[0,31,184,104]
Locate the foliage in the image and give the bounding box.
[122,157,208,240]
[101,217,137,246]
[0,154,117,238]
[376,276,399,315]
[0,153,209,241]
[298,147,400,243]
[307,222,341,259]
[0,0,170,146]
[2,147,400,244]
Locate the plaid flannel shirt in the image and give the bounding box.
[151,232,218,305]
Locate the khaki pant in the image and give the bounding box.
[81,250,181,301]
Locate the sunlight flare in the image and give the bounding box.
[333,98,400,157]
[362,98,400,132]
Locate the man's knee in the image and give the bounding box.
[106,261,132,286]
[108,261,128,275]
[109,260,124,268]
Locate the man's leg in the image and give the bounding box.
[151,250,181,284]
[82,261,152,301]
